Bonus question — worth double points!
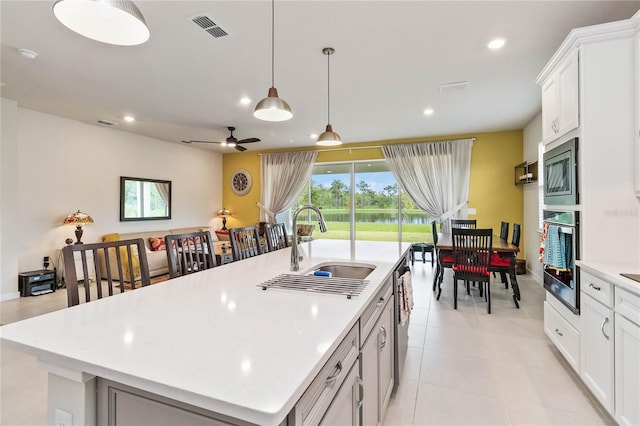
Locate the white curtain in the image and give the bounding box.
[260,151,318,222]
[382,139,473,233]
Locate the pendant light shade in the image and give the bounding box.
[316,47,342,146]
[254,0,293,122]
[254,87,293,121]
[53,0,149,46]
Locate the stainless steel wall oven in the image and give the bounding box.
[542,210,580,313]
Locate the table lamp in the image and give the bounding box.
[216,208,231,231]
[63,210,94,244]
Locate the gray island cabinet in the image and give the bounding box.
[1,240,409,426]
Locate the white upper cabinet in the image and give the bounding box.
[540,49,579,145]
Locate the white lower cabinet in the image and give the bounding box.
[319,362,361,426]
[361,296,394,426]
[614,311,640,426]
[580,293,614,413]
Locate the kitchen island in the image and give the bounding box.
[0,239,409,425]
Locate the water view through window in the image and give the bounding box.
[290,161,433,243]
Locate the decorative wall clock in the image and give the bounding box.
[231,169,252,196]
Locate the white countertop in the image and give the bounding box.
[576,260,640,296]
[0,240,409,425]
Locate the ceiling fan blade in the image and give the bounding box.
[182,140,221,144]
[235,144,247,152]
[237,138,261,144]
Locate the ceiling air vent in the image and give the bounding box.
[96,119,116,126]
[439,81,469,93]
[190,14,229,39]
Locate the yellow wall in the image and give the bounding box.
[222,130,524,255]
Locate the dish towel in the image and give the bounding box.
[544,225,569,270]
[399,271,413,326]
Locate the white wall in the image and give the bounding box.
[1,105,222,300]
[1,99,20,301]
[522,112,544,282]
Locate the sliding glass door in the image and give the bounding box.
[289,160,433,243]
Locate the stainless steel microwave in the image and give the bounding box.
[543,138,579,205]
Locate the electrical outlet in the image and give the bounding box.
[468,208,477,215]
[54,408,73,426]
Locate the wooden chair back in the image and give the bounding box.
[451,219,477,229]
[165,231,216,279]
[264,223,289,252]
[500,221,510,241]
[229,226,263,261]
[512,223,521,247]
[63,238,150,307]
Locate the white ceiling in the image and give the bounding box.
[1,1,639,153]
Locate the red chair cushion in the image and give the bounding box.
[441,254,454,263]
[490,252,511,267]
[452,264,490,277]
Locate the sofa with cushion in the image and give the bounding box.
[98,226,223,280]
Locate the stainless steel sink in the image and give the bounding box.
[311,263,376,279]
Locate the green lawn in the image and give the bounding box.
[296,207,434,242]
[309,220,433,242]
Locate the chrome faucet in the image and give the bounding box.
[291,205,328,271]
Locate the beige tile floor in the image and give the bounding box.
[383,264,613,426]
[0,266,613,425]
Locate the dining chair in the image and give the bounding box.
[165,231,216,279]
[63,238,150,307]
[494,221,510,285]
[489,223,521,308]
[451,219,477,229]
[433,220,454,292]
[450,228,493,313]
[264,223,289,252]
[410,223,435,266]
[229,226,263,261]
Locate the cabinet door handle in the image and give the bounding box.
[379,325,387,350]
[356,376,364,409]
[376,297,384,308]
[601,317,610,340]
[325,360,343,386]
[554,328,563,337]
[589,283,602,291]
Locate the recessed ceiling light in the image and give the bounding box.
[240,97,251,105]
[123,115,135,122]
[310,133,318,139]
[17,48,38,59]
[488,38,506,50]
[423,108,434,116]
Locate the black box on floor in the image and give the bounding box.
[18,269,56,296]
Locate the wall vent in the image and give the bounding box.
[190,14,229,39]
[96,119,116,126]
[439,81,469,93]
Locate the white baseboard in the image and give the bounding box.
[1,291,20,302]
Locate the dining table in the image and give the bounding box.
[434,232,521,306]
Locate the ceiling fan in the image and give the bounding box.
[182,127,260,152]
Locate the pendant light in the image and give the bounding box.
[53,0,150,46]
[253,0,293,122]
[316,47,342,146]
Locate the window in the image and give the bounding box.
[289,161,433,243]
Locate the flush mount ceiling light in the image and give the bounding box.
[52,0,150,46]
[253,0,292,122]
[316,47,342,146]
[488,38,506,50]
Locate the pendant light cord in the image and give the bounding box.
[327,50,331,124]
[271,0,275,88]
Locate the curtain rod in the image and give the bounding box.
[257,137,476,155]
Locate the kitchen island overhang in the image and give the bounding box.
[0,240,410,425]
